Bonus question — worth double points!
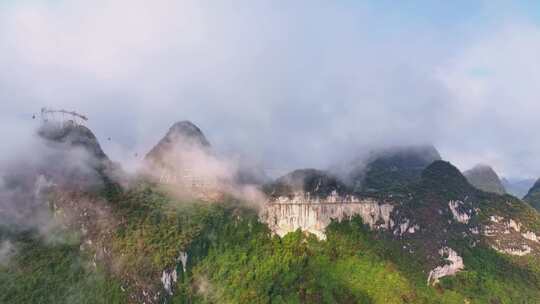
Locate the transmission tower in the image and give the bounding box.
[40,107,88,126]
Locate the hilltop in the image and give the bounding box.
[464,164,506,195]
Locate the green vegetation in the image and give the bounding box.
[0,229,126,304]
[2,181,540,304]
[440,245,540,304]
[175,214,540,304]
[110,183,220,276]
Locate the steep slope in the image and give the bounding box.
[464,164,506,195]
[38,121,109,161]
[349,145,441,193]
[3,122,540,304]
[0,227,126,304]
[261,160,540,290]
[524,178,540,211]
[0,122,126,303]
[38,121,114,182]
[144,121,267,189]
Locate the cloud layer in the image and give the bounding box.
[1,0,540,178]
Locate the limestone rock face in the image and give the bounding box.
[482,215,540,256]
[427,247,464,285]
[448,200,472,224]
[260,191,394,240]
[161,269,178,296]
[262,168,397,239]
[464,164,505,195]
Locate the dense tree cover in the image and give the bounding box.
[1,182,540,304]
[441,244,540,304]
[177,214,540,304]
[0,229,126,304]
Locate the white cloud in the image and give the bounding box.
[437,23,540,177]
[1,1,540,178]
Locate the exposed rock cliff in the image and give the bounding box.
[427,247,464,285]
[482,215,540,256]
[260,192,394,240]
[261,169,392,239]
[261,159,540,286]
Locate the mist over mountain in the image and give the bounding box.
[2,118,540,303]
[145,121,211,165]
[265,168,347,198]
[464,164,506,195]
[345,145,441,193]
[2,1,540,303]
[5,1,540,178]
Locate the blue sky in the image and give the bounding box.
[2,0,540,178]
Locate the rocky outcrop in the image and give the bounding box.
[262,167,400,239]
[179,251,188,273]
[260,191,394,240]
[464,164,505,195]
[492,244,532,256]
[482,215,540,256]
[161,269,178,296]
[448,200,473,224]
[161,250,189,296]
[427,247,464,285]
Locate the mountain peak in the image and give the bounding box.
[166,121,210,147]
[265,168,347,198]
[37,121,108,161]
[464,164,505,195]
[421,160,474,195]
[350,144,442,192]
[369,145,441,164]
[145,121,210,166]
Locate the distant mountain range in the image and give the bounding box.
[502,177,536,199]
[464,164,506,195]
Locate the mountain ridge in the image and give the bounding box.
[464,164,506,195]
[2,120,540,304]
